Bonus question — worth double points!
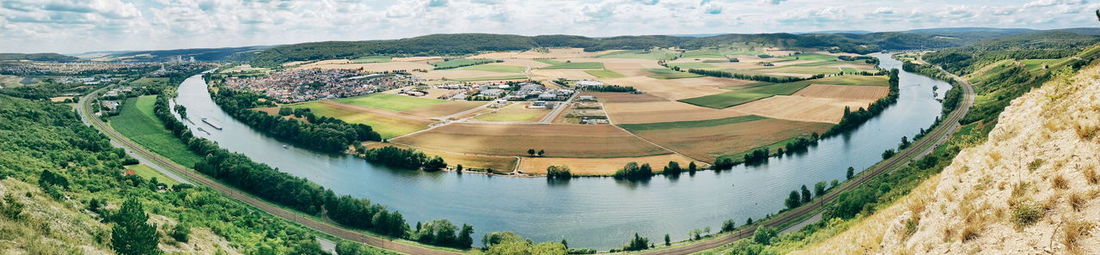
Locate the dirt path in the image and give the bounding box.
[80,86,462,255]
[641,61,976,255]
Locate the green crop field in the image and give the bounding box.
[331,93,445,112]
[351,56,392,63]
[778,53,837,61]
[542,61,604,69]
[125,164,181,186]
[460,64,526,73]
[110,95,202,167]
[130,77,169,87]
[619,115,767,131]
[646,68,702,79]
[446,75,529,82]
[596,50,679,60]
[584,69,626,78]
[678,92,774,109]
[534,58,563,65]
[432,59,496,69]
[669,62,717,69]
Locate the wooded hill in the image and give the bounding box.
[248,32,1005,66]
[0,53,78,62]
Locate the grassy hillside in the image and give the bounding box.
[0,94,392,254]
[110,95,202,167]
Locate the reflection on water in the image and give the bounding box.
[173,53,949,249]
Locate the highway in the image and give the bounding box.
[78,85,462,255]
[641,64,975,255]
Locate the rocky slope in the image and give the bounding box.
[795,64,1100,254]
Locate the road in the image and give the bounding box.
[641,64,975,255]
[78,86,462,255]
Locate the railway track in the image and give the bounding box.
[642,65,975,255]
[78,86,462,255]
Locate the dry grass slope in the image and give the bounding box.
[796,65,1100,254]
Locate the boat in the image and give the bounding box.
[282,145,289,149]
[201,117,223,130]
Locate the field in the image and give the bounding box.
[445,75,528,81]
[602,101,748,124]
[529,69,597,80]
[538,59,604,69]
[125,164,181,186]
[517,153,702,176]
[459,64,525,73]
[472,103,549,122]
[626,117,833,161]
[729,96,872,123]
[110,95,203,166]
[583,92,665,103]
[596,50,679,60]
[679,75,889,109]
[584,69,626,78]
[284,100,433,138]
[391,123,670,158]
[332,93,445,112]
[131,77,170,87]
[668,62,718,69]
[792,84,889,101]
[645,68,703,79]
[619,115,767,131]
[362,142,517,172]
[297,61,434,72]
[350,56,392,63]
[432,59,497,69]
[603,76,751,100]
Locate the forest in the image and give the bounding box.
[822,70,900,137]
[923,31,1100,74]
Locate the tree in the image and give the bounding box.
[721,219,737,232]
[457,224,474,249]
[537,149,545,156]
[664,234,671,246]
[882,149,896,159]
[527,149,536,156]
[688,162,697,173]
[623,233,650,251]
[111,199,161,255]
[846,166,855,180]
[814,181,827,197]
[752,226,777,245]
[1,194,24,220]
[664,161,682,176]
[801,185,812,203]
[785,191,801,209]
[171,223,191,242]
[546,165,572,180]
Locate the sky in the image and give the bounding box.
[1,0,1098,54]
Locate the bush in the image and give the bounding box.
[613,162,653,180]
[546,165,572,179]
[622,233,650,251]
[752,226,777,245]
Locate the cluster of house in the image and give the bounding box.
[0,61,160,75]
[222,69,417,103]
[476,82,575,101]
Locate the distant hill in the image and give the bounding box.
[0,53,78,62]
[250,32,985,66]
[85,46,270,62]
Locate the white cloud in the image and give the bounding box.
[0,0,1094,53]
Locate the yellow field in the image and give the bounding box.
[472,103,549,122]
[362,142,517,172]
[529,69,598,80]
[792,84,890,101]
[603,76,754,100]
[630,118,832,162]
[729,96,872,124]
[297,61,433,72]
[602,101,748,124]
[392,123,670,157]
[517,153,703,176]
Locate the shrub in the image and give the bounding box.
[1011,202,1044,228]
[546,165,572,180]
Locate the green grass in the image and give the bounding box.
[542,61,604,69]
[445,75,529,82]
[109,95,202,167]
[432,59,496,69]
[778,53,837,61]
[584,69,626,78]
[351,56,392,64]
[669,62,717,69]
[459,64,525,73]
[330,93,445,112]
[646,68,702,79]
[681,48,764,59]
[678,92,774,109]
[596,50,679,60]
[125,164,181,186]
[534,58,563,65]
[618,115,767,131]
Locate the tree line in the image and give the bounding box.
[354,145,447,171]
[685,68,825,83]
[821,69,900,137]
[152,91,473,249]
[580,85,637,92]
[211,88,382,153]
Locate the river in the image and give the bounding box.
[172,54,949,249]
